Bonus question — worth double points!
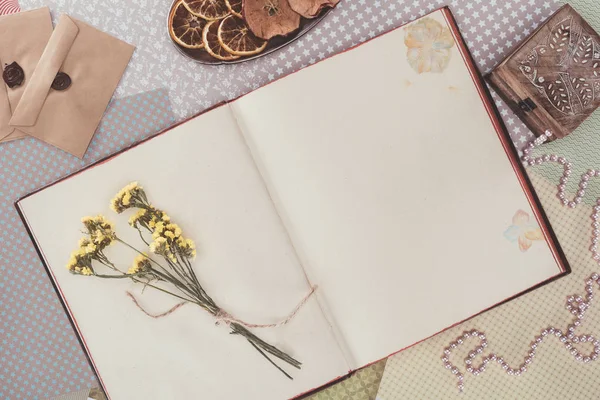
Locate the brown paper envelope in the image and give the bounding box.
[9,14,135,158]
[0,7,53,142]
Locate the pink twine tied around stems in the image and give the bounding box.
[126,285,319,328]
[214,285,318,328]
[126,291,186,318]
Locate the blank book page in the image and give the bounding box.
[230,10,562,368]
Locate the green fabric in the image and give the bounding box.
[85,360,388,400]
[305,361,386,400]
[569,0,600,30]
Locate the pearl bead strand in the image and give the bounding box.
[443,130,600,392]
[443,273,600,393]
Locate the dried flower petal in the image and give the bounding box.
[243,0,301,40]
[288,0,339,18]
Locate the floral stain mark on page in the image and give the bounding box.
[504,210,545,252]
[65,182,319,380]
[404,17,454,74]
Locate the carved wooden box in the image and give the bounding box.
[488,4,600,139]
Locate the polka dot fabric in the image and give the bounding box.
[0,90,175,399]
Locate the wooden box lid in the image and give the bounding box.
[488,4,600,139]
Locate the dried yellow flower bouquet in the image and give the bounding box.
[67,182,306,379]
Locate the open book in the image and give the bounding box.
[17,8,568,400]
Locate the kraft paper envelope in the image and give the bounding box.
[0,7,52,143]
[9,14,135,158]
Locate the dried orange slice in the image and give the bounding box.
[203,20,241,61]
[169,0,206,49]
[225,0,242,18]
[218,15,267,57]
[183,0,229,20]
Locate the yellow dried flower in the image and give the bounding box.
[66,249,93,275]
[122,191,132,206]
[150,220,183,244]
[83,243,96,254]
[110,182,145,214]
[81,215,116,251]
[109,197,121,214]
[129,209,148,227]
[149,237,169,255]
[166,224,182,238]
[82,215,114,232]
[177,237,197,259]
[66,256,77,271]
[150,236,179,262]
[77,237,97,255]
[127,254,152,275]
[91,231,104,243]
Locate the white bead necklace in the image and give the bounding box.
[442,130,600,392]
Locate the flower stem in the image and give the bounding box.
[115,237,202,302]
[94,274,136,279]
[95,259,196,305]
[105,206,301,378]
[230,322,302,376]
[131,279,196,305]
[246,339,293,380]
[136,228,150,246]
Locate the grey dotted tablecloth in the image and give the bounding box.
[21,0,554,146]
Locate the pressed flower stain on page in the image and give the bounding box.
[404,17,454,74]
[66,182,316,379]
[504,210,545,252]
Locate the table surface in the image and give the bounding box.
[6,0,600,399]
